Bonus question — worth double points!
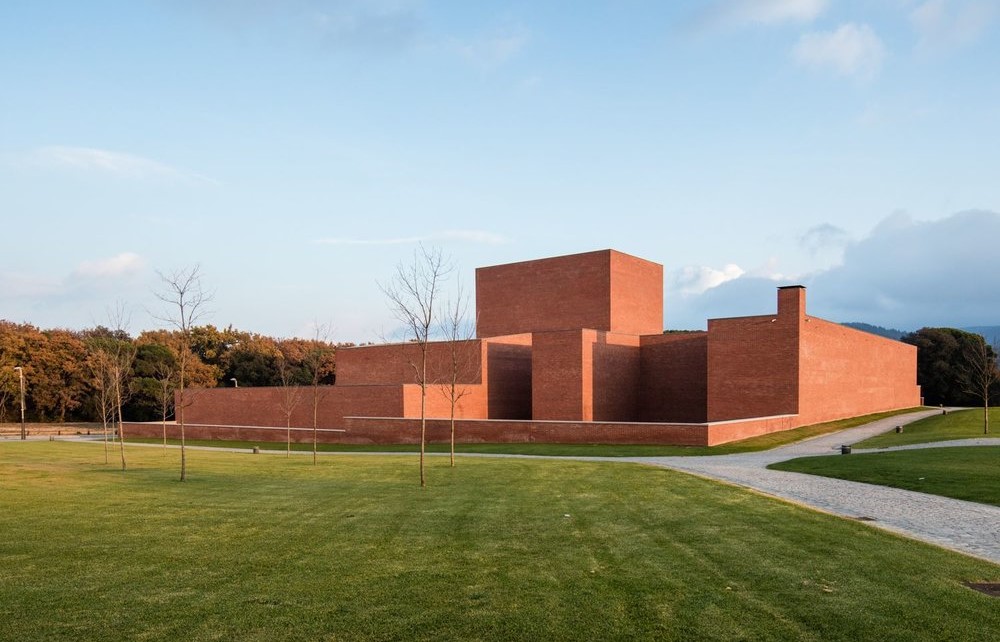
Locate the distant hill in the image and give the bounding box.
[963,326,1000,343]
[841,322,906,340]
[841,323,1000,343]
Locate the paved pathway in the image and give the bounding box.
[626,409,1000,564]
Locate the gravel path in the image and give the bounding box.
[627,409,1000,565]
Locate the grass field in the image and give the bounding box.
[769,447,1000,507]
[1,442,998,641]
[855,407,1000,449]
[124,407,928,458]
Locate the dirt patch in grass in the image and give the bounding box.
[964,582,1000,597]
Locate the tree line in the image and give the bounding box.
[902,327,998,434]
[0,319,341,424]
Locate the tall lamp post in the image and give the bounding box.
[13,366,25,440]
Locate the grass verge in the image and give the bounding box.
[1,441,998,641]
[769,446,1000,507]
[125,407,928,458]
[856,407,1000,449]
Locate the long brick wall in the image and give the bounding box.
[123,413,803,447]
[797,317,921,425]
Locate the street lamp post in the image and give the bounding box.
[13,366,25,440]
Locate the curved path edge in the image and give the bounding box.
[629,409,1000,565]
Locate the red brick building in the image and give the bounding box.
[129,250,921,446]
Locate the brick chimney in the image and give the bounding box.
[777,285,806,319]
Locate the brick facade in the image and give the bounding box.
[159,249,921,446]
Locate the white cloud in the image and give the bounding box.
[794,23,886,79]
[452,28,528,67]
[910,0,996,50]
[315,229,507,246]
[670,264,745,295]
[315,3,421,52]
[71,252,146,280]
[694,0,828,29]
[27,146,217,183]
[799,223,851,256]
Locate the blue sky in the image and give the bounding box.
[2,0,999,341]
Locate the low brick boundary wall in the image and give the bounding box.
[123,414,799,447]
[121,422,344,444]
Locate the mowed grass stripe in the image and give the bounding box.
[0,442,997,641]
[856,407,1000,449]
[770,446,1000,507]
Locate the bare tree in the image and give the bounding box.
[276,354,304,458]
[85,305,136,471]
[301,322,334,465]
[438,280,479,467]
[155,266,211,482]
[962,335,1000,435]
[380,245,451,487]
[153,359,175,451]
[86,348,116,465]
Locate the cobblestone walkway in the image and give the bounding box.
[629,410,1000,564]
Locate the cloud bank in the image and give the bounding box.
[910,0,997,51]
[667,210,1000,330]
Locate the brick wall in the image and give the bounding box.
[176,385,406,430]
[704,415,797,446]
[531,330,587,420]
[639,333,708,422]
[591,332,641,421]
[706,288,802,421]
[337,340,485,386]
[342,417,711,445]
[476,250,613,337]
[609,251,663,336]
[797,317,921,424]
[484,334,533,419]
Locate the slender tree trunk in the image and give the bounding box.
[449,389,456,468]
[287,415,291,458]
[102,414,109,465]
[161,407,167,452]
[312,386,318,466]
[985,400,990,435]
[115,383,127,472]
[420,357,426,488]
[179,383,186,482]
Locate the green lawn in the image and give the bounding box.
[769,447,1000,507]
[855,407,999,449]
[1,442,998,641]
[125,407,928,458]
